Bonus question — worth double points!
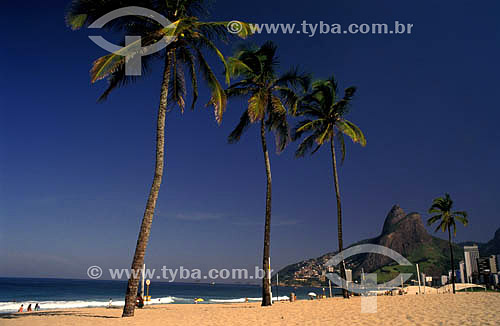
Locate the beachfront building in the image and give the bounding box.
[489,255,498,274]
[459,261,465,283]
[464,245,480,282]
[478,257,493,285]
[345,269,352,283]
[447,269,459,282]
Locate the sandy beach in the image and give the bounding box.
[2,293,498,326]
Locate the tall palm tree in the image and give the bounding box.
[427,193,468,294]
[224,41,309,306]
[293,77,366,298]
[66,0,250,317]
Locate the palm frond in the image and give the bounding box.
[275,67,311,91]
[294,119,325,137]
[256,41,278,77]
[315,124,332,145]
[427,214,442,226]
[343,119,366,146]
[66,0,156,31]
[177,46,198,110]
[335,120,358,143]
[227,57,254,78]
[453,211,469,226]
[435,220,447,233]
[275,86,301,116]
[170,54,187,111]
[247,90,268,122]
[89,19,180,83]
[224,85,254,99]
[267,96,289,152]
[197,49,227,123]
[96,50,161,102]
[295,134,316,158]
[195,34,230,85]
[228,110,251,143]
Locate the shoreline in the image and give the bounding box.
[2,292,499,325]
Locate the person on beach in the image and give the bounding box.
[108,298,112,308]
[27,304,32,312]
[17,304,23,312]
[34,303,40,311]
[135,296,144,308]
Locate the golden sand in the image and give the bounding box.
[1,292,499,326]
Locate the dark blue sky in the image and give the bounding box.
[1,0,499,280]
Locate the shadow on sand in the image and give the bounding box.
[0,310,120,320]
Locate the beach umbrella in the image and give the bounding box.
[308,292,317,297]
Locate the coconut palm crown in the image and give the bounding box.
[427,193,468,294]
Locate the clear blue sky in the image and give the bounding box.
[1,0,499,280]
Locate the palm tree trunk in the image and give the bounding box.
[122,52,172,317]
[260,120,272,306]
[330,137,349,299]
[448,225,456,294]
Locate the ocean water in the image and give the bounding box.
[0,278,338,313]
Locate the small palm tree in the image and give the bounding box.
[427,193,468,294]
[66,0,251,317]
[293,77,366,298]
[224,41,309,306]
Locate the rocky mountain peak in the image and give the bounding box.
[382,204,406,234]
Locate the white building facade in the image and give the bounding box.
[464,245,480,282]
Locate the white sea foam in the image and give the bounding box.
[0,295,291,312]
[0,297,175,313]
[209,296,289,303]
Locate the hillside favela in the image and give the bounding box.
[1,0,500,325]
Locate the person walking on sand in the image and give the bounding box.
[27,304,32,312]
[34,303,40,311]
[17,304,23,312]
[108,298,112,308]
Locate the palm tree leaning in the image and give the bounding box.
[223,41,309,306]
[66,0,250,317]
[427,193,468,294]
[293,77,366,298]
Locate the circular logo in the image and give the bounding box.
[87,265,103,279]
[227,21,243,34]
[87,6,175,76]
[325,244,413,293]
